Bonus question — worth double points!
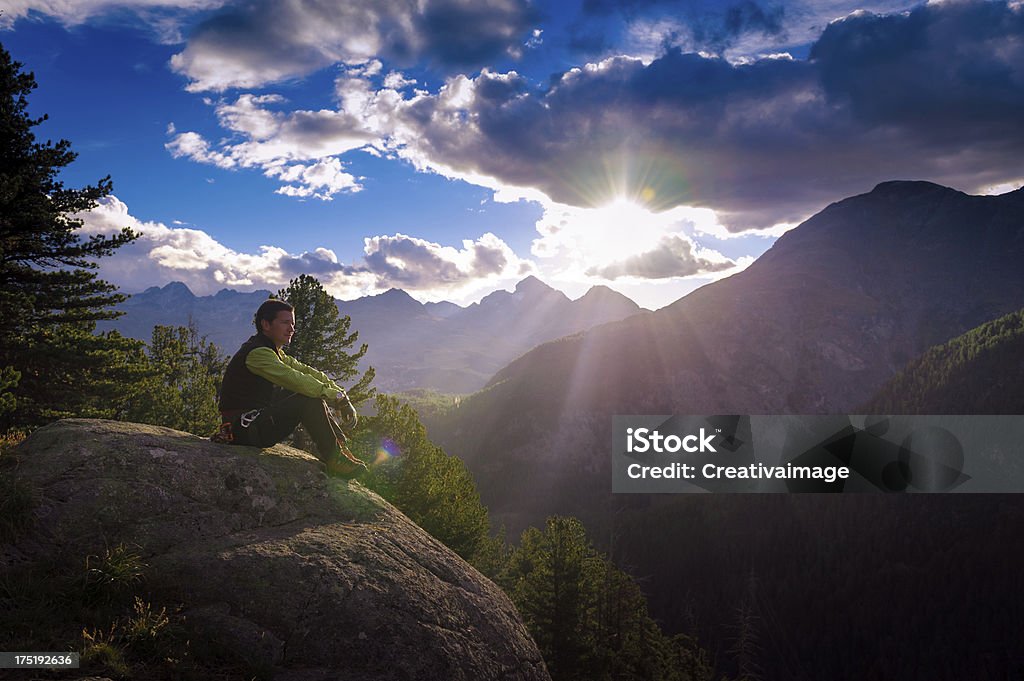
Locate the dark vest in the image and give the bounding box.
[219,333,280,411]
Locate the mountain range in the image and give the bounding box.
[424,180,1024,679]
[96,275,643,393]
[430,181,1024,532]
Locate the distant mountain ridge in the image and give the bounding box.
[430,180,1024,532]
[97,276,643,393]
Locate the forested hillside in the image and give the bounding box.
[863,308,1024,413]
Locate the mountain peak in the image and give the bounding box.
[341,287,425,315]
[867,180,960,198]
[573,285,642,319]
[141,281,195,298]
[380,288,417,301]
[580,284,624,299]
[514,275,554,295]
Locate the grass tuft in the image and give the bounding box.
[82,624,131,677]
[83,544,147,605]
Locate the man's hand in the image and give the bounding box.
[331,390,358,429]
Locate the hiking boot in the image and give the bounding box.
[210,422,234,444]
[326,456,365,479]
[325,442,368,479]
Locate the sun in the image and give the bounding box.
[533,195,723,276]
[577,197,674,264]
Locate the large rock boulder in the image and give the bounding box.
[2,419,549,681]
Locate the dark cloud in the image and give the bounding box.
[574,0,786,55]
[398,1,1024,229]
[418,0,541,67]
[694,0,785,52]
[172,0,537,90]
[586,235,734,279]
[811,1,1024,138]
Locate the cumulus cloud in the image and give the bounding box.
[376,0,1024,229]
[586,234,735,279]
[77,195,327,294]
[267,158,362,200]
[527,198,738,282]
[169,0,538,91]
[165,130,236,168]
[383,71,417,90]
[362,232,533,288]
[163,2,1024,230]
[76,195,532,299]
[165,93,375,198]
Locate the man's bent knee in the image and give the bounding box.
[298,395,329,415]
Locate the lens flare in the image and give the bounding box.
[373,437,401,466]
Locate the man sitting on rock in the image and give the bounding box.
[216,298,368,479]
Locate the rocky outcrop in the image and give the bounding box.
[2,419,549,681]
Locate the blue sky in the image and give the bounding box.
[3,0,1023,308]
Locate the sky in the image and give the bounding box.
[3,0,1023,309]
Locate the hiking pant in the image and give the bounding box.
[229,391,341,461]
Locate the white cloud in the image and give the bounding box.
[267,157,362,200]
[528,198,737,279]
[165,130,236,168]
[362,232,535,290]
[382,71,417,89]
[75,195,533,302]
[77,195,302,292]
[166,93,376,198]
[978,179,1024,195]
[585,234,734,280]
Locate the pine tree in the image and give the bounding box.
[355,393,491,564]
[505,517,602,681]
[502,515,713,681]
[275,274,374,403]
[0,43,139,429]
[0,366,18,418]
[127,322,227,435]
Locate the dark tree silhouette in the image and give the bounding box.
[0,42,140,428]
